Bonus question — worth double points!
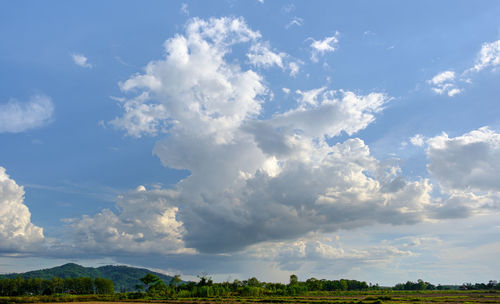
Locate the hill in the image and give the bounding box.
[1,263,179,292]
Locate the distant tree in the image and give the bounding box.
[339,279,348,291]
[140,274,162,291]
[289,274,298,286]
[95,277,114,294]
[50,277,64,294]
[417,279,426,290]
[77,277,94,294]
[231,279,243,291]
[305,278,322,291]
[247,277,260,287]
[148,280,169,296]
[197,275,213,287]
[170,275,182,287]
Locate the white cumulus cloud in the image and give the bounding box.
[0,167,45,253]
[247,234,414,274]
[110,92,169,137]
[106,17,448,256]
[410,134,425,147]
[247,42,285,69]
[288,61,300,76]
[69,186,192,255]
[0,95,54,133]
[71,53,93,68]
[428,70,461,97]
[427,127,500,193]
[114,17,266,143]
[472,39,500,72]
[425,127,500,218]
[310,32,340,62]
[429,39,500,96]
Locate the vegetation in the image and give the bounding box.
[1,263,176,292]
[123,274,500,299]
[1,264,500,303]
[0,289,499,304]
[0,276,113,296]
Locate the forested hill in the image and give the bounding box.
[1,263,177,292]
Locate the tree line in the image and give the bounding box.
[130,274,379,298]
[1,273,499,298]
[128,274,500,298]
[0,276,113,296]
[393,279,500,291]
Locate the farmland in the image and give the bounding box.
[1,290,499,304]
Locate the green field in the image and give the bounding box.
[1,290,499,304]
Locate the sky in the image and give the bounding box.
[1,0,500,286]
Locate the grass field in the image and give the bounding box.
[1,290,500,304]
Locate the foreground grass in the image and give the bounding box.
[1,290,499,304]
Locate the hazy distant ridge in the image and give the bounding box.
[1,263,177,291]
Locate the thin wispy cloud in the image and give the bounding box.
[180,3,189,16]
[0,95,54,133]
[285,17,303,29]
[115,56,136,67]
[247,42,285,68]
[281,4,295,13]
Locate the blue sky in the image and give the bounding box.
[1,1,500,285]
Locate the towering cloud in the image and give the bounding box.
[94,17,444,256]
[0,167,44,253]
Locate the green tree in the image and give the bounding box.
[50,277,64,294]
[247,277,260,287]
[77,277,94,294]
[306,278,322,291]
[339,279,348,291]
[197,275,213,287]
[289,274,298,286]
[140,273,162,291]
[170,275,181,287]
[95,277,114,294]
